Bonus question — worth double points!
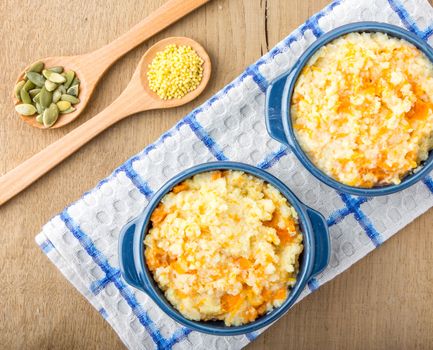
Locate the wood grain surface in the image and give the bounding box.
[1,0,432,349]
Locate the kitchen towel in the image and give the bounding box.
[36,0,433,349]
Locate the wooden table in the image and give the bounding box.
[1,0,433,348]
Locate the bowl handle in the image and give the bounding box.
[118,217,148,292]
[265,67,297,146]
[306,207,330,277]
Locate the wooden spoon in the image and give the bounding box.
[0,37,211,206]
[14,0,210,129]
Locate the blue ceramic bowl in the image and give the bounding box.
[265,22,433,196]
[119,161,330,335]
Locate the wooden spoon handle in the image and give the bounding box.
[84,0,210,75]
[0,93,143,206]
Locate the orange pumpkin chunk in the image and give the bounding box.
[171,261,186,274]
[276,228,293,245]
[273,288,287,301]
[221,294,243,312]
[150,205,167,225]
[261,288,272,301]
[407,100,431,120]
[172,182,189,194]
[211,171,222,180]
[236,257,252,270]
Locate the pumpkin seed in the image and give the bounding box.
[29,88,41,98]
[36,102,44,114]
[53,89,62,103]
[71,76,80,86]
[67,84,79,97]
[15,103,36,115]
[63,70,75,89]
[57,85,66,94]
[26,71,45,87]
[39,86,53,108]
[23,79,35,91]
[42,69,66,84]
[56,100,71,112]
[60,94,80,104]
[48,66,63,74]
[60,106,76,114]
[45,80,57,92]
[27,61,44,73]
[36,114,43,124]
[14,81,25,100]
[32,92,40,103]
[20,88,31,104]
[43,103,59,127]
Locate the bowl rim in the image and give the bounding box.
[133,161,318,335]
[281,21,433,196]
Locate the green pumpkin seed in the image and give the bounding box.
[43,103,59,127]
[27,61,44,73]
[60,94,80,104]
[57,85,66,94]
[14,81,25,100]
[32,92,40,103]
[20,88,31,104]
[53,89,62,103]
[56,100,71,112]
[39,87,53,108]
[36,114,43,124]
[48,66,63,74]
[71,76,80,86]
[29,88,41,98]
[63,70,75,89]
[26,72,45,87]
[60,106,76,114]
[15,103,36,115]
[45,80,57,92]
[36,102,44,114]
[66,84,79,97]
[23,79,35,91]
[42,69,66,84]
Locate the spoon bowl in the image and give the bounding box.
[1,37,211,206]
[95,36,212,118]
[14,56,90,129]
[139,36,211,109]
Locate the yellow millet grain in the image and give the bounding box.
[147,44,204,100]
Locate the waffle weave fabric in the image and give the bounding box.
[36,0,433,349]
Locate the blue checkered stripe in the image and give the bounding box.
[38,0,433,348]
